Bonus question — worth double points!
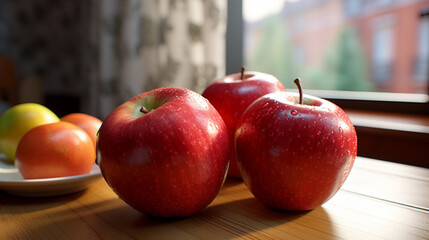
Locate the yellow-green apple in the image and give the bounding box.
[235,79,357,211]
[202,68,286,179]
[0,103,59,162]
[96,87,230,218]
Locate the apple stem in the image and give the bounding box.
[140,106,149,114]
[294,78,303,105]
[240,66,245,80]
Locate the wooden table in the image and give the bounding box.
[1,156,428,240]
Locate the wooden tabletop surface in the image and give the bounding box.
[1,156,428,240]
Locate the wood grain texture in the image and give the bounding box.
[1,156,428,240]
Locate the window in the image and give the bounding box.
[227,0,429,115]
[415,13,429,83]
[372,15,395,84]
[345,0,362,16]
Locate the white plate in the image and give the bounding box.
[0,154,102,197]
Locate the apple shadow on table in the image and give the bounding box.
[78,198,313,239]
[129,197,333,239]
[221,177,243,188]
[193,198,334,239]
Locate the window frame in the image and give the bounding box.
[226,0,429,116]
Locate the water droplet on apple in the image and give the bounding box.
[284,112,288,117]
[317,131,321,136]
[339,127,343,133]
[291,110,298,116]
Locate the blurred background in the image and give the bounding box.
[1,0,428,119]
[244,0,429,93]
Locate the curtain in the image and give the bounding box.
[95,0,227,118]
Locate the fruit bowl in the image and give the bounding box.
[0,153,101,197]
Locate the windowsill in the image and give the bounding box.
[345,109,429,168]
[347,109,429,135]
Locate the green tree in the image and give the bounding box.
[323,27,374,91]
[246,15,296,87]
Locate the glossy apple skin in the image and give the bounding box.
[15,122,95,179]
[97,87,230,218]
[202,71,286,178]
[235,92,357,211]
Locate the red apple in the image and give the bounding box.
[235,79,357,211]
[96,87,230,218]
[202,68,286,178]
